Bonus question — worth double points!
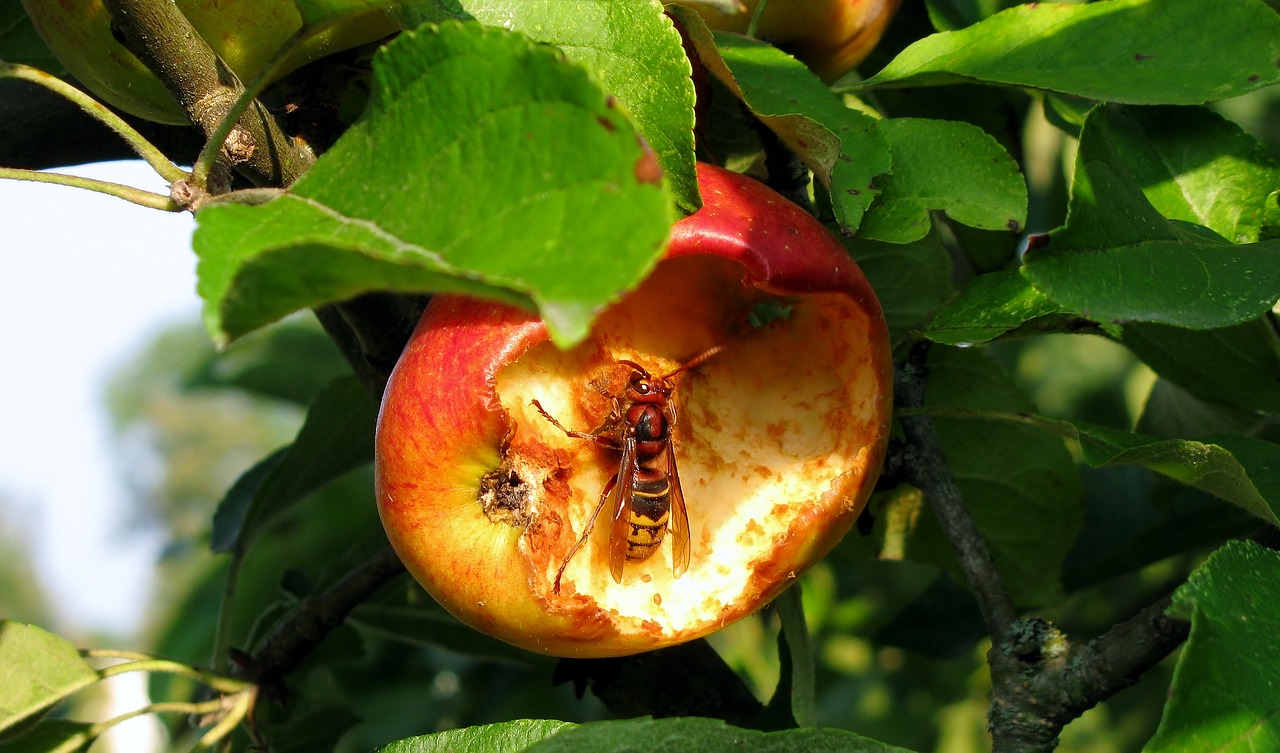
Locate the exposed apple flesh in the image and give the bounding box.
[376,163,892,657]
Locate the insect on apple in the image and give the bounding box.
[532,346,724,593]
[374,163,893,658]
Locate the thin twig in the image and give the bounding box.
[0,166,178,210]
[895,340,1017,641]
[235,545,406,692]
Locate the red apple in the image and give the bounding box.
[680,0,902,82]
[375,163,893,658]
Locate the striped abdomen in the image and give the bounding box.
[625,471,671,562]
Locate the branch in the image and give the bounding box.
[895,340,1017,641]
[233,545,406,694]
[988,595,1188,752]
[100,0,314,188]
[895,339,1191,752]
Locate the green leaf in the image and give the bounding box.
[0,719,95,753]
[185,318,350,404]
[396,0,697,211]
[1145,540,1280,752]
[1012,417,1280,527]
[1078,106,1279,244]
[211,375,376,553]
[922,269,1076,346]
[844,230,955,346]
[195,21,673,347]
[1123,318,1280,417]
[860,0,1280,105]
[522,718,917,753]
[0,622,99,735]
[375,719,576,753]
[670,6,891,234]
[919,348,1084,606]
[1022,107,1280,330]
[448,0,700,214]
[857,118,1027,244]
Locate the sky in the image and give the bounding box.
[1,159,198,638]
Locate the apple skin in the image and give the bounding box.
[376,163,893,658]
[684,0,901,82]
[21,0,397,124]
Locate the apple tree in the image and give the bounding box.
[2,0,1280,752]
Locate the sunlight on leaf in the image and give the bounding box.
[196,21,672,347]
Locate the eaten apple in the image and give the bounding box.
[375,163,892,658]
[21,0,398,124]
[680,0,901,82]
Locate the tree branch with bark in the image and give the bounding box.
[896,340,1191,752]
[100,0,314,189]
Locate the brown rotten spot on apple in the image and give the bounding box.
[375,163,892,658]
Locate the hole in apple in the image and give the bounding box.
[478,463,534,527]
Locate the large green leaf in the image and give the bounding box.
[860,0,1280,105]
[1007,417,1280,527]
[669,6,891,235]
[380,717,918,752]
[522,718,917,752]
[195,21,673,347]
[930,105,1280,340]
[397,0,699,213]
[1022,107,1280,330]
[1145,540,1280,752]
[1137,378,1276,441]
[1075,106,1279,244]
[857,118,1027,244]
[922,269,1076,346]
[375,720,576,753]
[917,348,1084,606]
[0,622,98,735]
